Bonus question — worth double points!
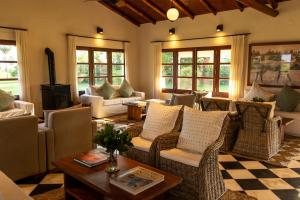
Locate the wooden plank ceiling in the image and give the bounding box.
[98,0,289,26]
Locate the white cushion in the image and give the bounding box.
[177,107,228,154]
[122,97,142,104]
[103,98,123,106]
[0,108,28,119]
[160,148,202,167]
[131,136,152,152]
[244,82,275,101]
[140,103,182,141]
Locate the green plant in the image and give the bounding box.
[93,124,133,153]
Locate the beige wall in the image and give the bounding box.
[137,0,300,98]
[0,0,139,115]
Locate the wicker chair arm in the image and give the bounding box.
[271,116,282,127]
[127,123,143,138]
[155,131,180,151]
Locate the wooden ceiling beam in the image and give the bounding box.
[98,1,140,26]
[234,0,244,12]
[236,0,279,17]
[198,0,217,15]
[268,0,278,9]
[141,0,166,18]
[173,0,194,19]
[116,0,156,24]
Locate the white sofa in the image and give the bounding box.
[80,86,145,118]
[275,104,300,137]
[0,100,34,119]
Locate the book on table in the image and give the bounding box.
[74,150,108,167]
[110,166,165,195]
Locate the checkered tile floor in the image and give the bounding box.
[16,153,300,200]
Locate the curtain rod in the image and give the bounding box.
[66,34,130,43]
[0,26,27,31]
[151,33,251,43]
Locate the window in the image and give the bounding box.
[162,46,231,97]
[0,40,20,96]
[76,47,125,92]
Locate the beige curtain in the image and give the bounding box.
[152,43,162,99]
[229,35,247,100]
[124,42,131,83]
[16,30,31,101]
[67,36,78,102]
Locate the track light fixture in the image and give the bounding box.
[97,27,104,34]
[169,28,176,35]
[216,24,224,32]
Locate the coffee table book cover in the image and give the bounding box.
[110,166,165,195]
[74,150,108,167]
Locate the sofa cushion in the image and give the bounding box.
[131,136,152,152]
[119,79,134,97]
[276,86,300,112]
[0,89,14,111]
[160,148,202,167]
[244,82,275,101]
[275,110,300,120]
[95,81,116,100]
[140,103,182,141]
[177,107,228,154]
[103,98,123,106]
[0,108,28,119]
[122,97,141,104]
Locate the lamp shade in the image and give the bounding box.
[167,7,179,21]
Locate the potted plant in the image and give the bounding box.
[93,124,133,173]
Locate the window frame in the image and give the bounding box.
[162,45,231,97]
[76,46,125,92]
[0,40,20,97]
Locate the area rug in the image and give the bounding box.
[32,188,256,200]
[225,135,300,167]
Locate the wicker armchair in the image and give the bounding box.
[233,101,282,159]
[200,97,240,151]
[157,116,230,200]
[124,110,183,166]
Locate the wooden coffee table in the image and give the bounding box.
[53,154,182,200]
[123,102,147,121]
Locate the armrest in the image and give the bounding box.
[266,116,282,132]
[39,126,55,170]
[92,120,98,149]
[80,94,104,105]
[127,123,143,138]
[133,91,145,100]
[14,100,34,115]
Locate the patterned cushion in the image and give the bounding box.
[244,82,275,101]
[0,89,14,111]
[119,79,134,97]
[95,81,116,100]
[177,107,228,154]
[140,103,182,141]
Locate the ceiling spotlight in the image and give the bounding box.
[167,0,179,21]
[216,24,223,32]
[169,28,176,35]
[97,27,103,34]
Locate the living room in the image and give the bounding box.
[1,0,300,199]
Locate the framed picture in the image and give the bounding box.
[248,42,300,88]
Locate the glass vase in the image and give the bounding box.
[106,150,119,173]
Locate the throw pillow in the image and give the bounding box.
[0,89,14,111]
[95,81,116,99]
[276,86,300,112]
[140,102,182,141]
[244,82,275,101]
[169,94,196,108]
[176,107,228,154]
[119,79,134,97]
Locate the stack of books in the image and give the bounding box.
[74,150,108,168]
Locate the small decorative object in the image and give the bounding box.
[93,124,133,173]
[248,42,300,88]
[252,97,265,102]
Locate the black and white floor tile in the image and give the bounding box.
[16,154,300,200]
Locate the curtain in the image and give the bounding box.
[229,35,247,100]
[152,43,162,99]
[15,30,31,101]
[124,42,131,83]
[67,36,78,102]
